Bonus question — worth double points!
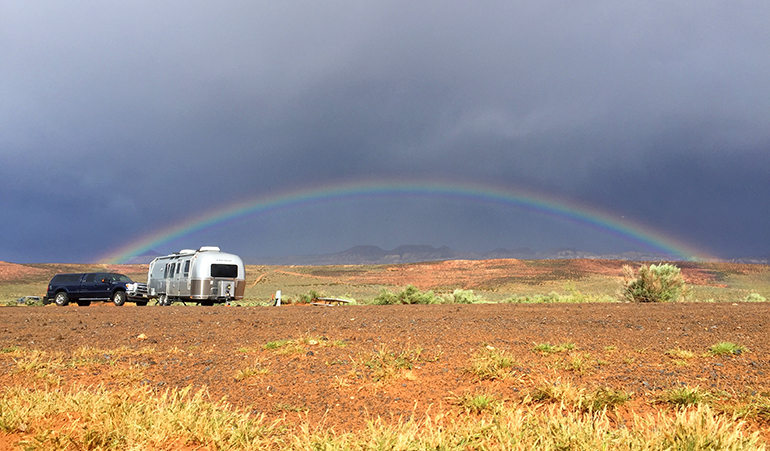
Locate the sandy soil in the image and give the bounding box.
[2,301,769,441]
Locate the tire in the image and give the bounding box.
[76,300,91,307]
[112,290,126,306]
[158,294,169,306]
[54,291,69,307]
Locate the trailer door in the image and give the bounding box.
[167,263,176,296]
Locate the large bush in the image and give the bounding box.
[621,263,687,303]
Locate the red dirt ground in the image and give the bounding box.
[2,300,770,447]
[2,259,769,448]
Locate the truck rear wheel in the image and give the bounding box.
[112,291,126,306]
[54,291,69,306]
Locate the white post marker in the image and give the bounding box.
[275,290,281,306]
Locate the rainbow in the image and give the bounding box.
[100,181,712,263]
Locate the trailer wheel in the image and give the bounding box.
[112,291,126,306]
[54,291,69,306]
[158,294,170,306]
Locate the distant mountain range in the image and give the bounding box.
[126,245,767,266]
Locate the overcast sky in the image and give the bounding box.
[2,1,769,263]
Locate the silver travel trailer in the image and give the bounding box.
[145,246,245,306]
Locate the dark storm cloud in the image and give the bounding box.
[2,1,769,262]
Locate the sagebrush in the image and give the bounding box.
[621,263,687,303]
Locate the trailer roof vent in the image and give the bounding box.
[179,249,196,254]
[199,246,221,252]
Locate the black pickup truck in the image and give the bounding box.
[45,272,149,307]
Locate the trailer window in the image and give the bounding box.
[184,260,190,276]
[211,264,238,278]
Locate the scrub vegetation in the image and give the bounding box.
[621,263,688,303]
[3,259,770,305]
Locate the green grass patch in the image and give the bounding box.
[708,342,747,356]
[262,336,347,356]
[658,386,711,406]
[357,345,424,382]
[449,392,500,414]
[532,342,575,355]
[235,359,270,382]
[584,387,631,411]
[529,381,630,412]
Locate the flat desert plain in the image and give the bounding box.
[1,259,770,448]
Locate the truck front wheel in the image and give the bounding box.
[54,292,69,306]
[112,291,126,306]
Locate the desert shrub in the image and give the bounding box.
[503,292,616,304]
[503,292,569,303]
[442,289,482,304]
[297,290,322,304]
[621,264,687,303]
[743,293,766,302]
[372,285,437,305]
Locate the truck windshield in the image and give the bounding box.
[211,264,238,278]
